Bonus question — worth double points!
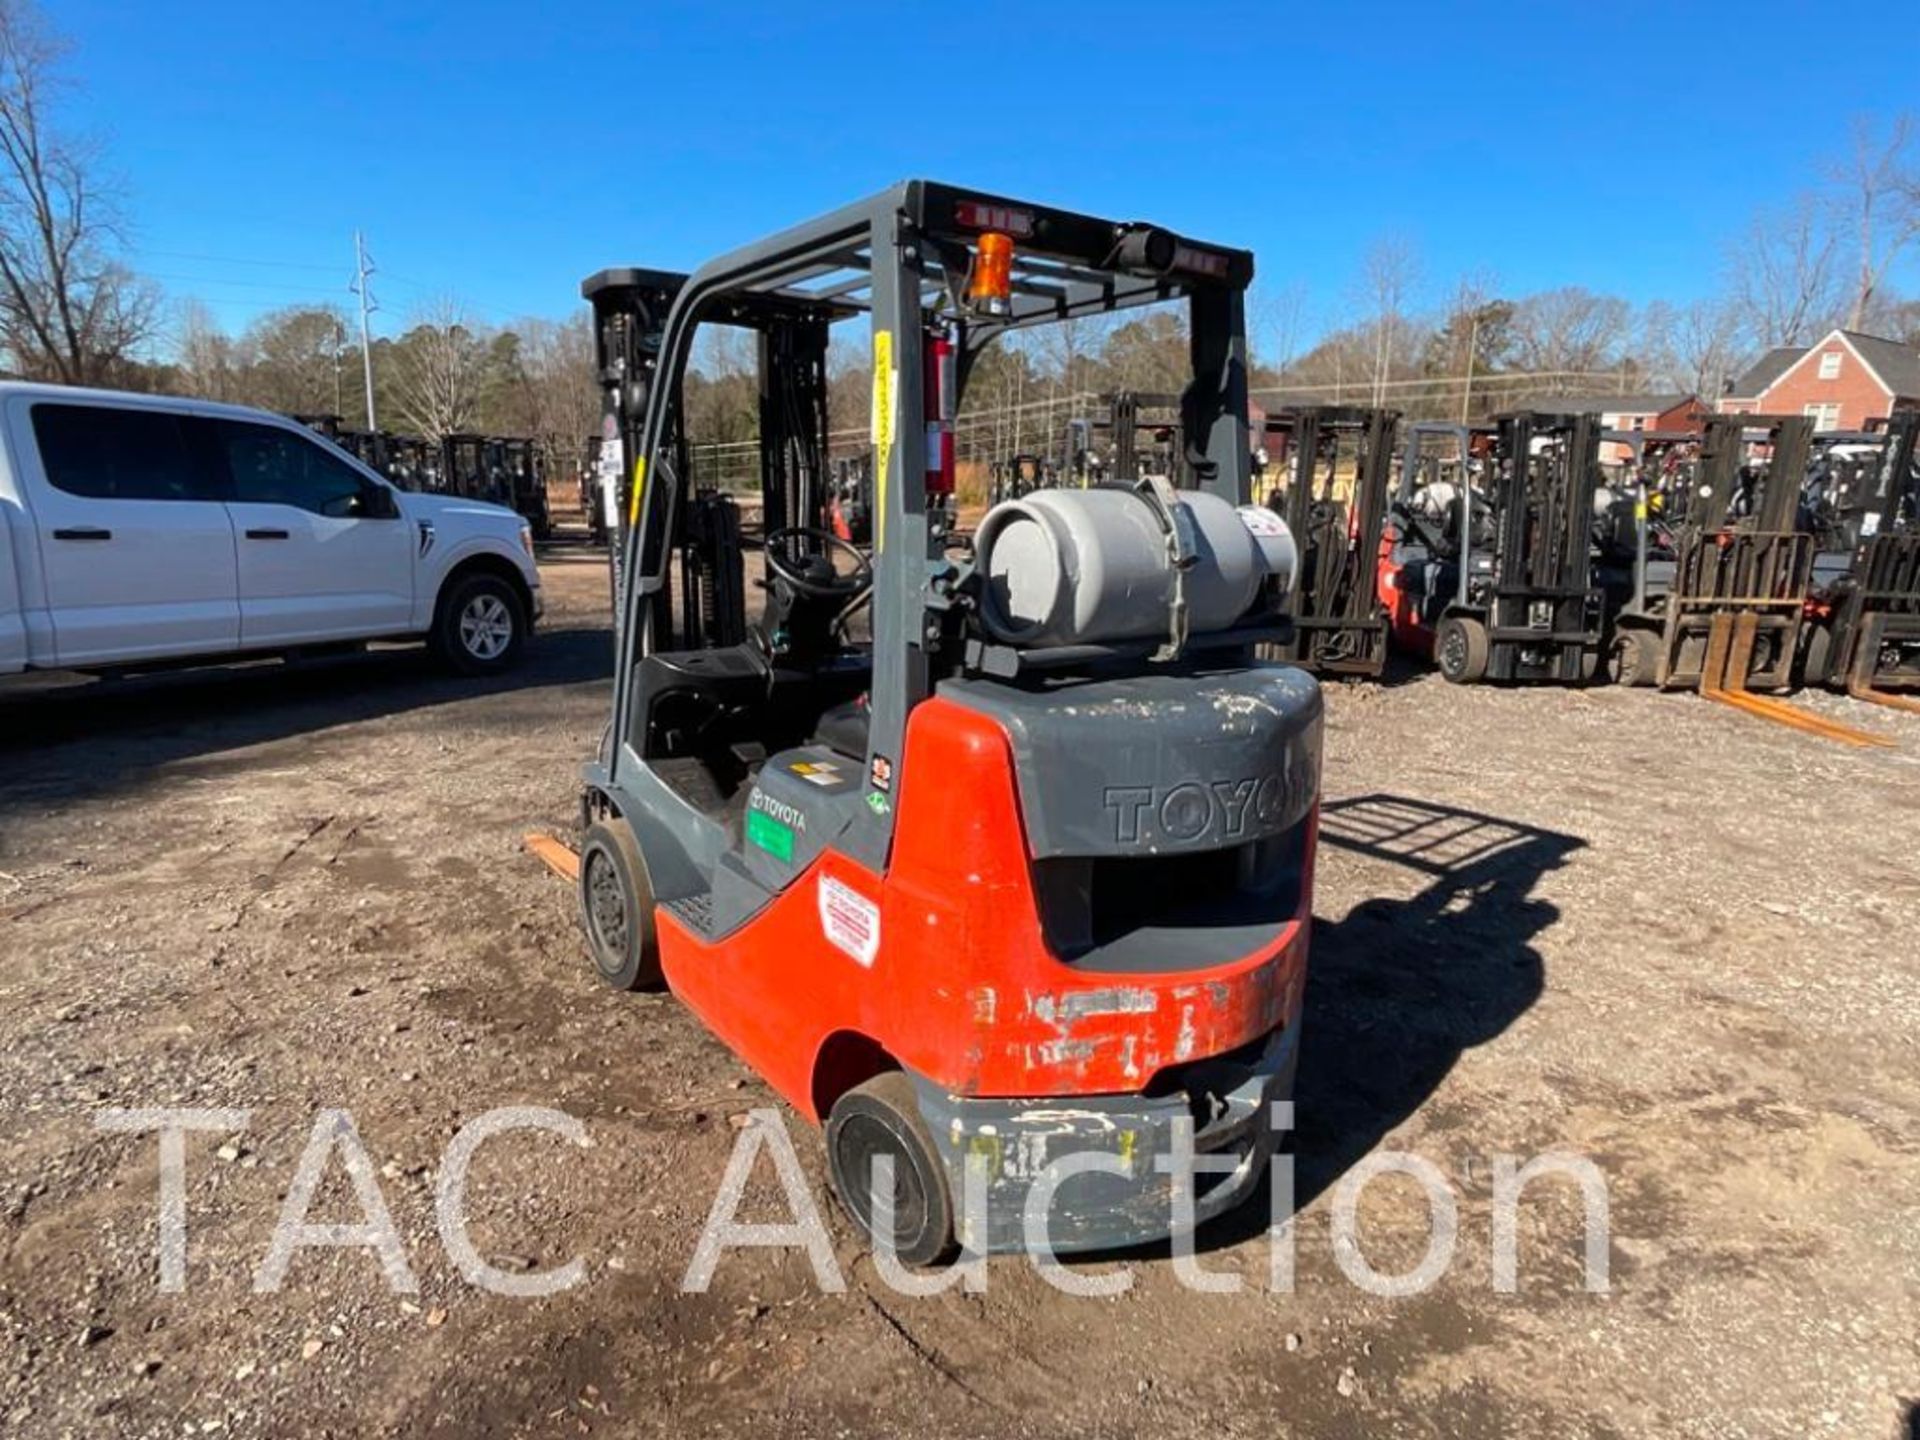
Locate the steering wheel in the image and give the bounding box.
[763,526,872,600]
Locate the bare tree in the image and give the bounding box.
[394,296,486,440]
[0,1,156,382]
[1834,113,1918,331]
[508,314,599,473]
[1357,236,1419,405]
[172,297,239,401]
[1728,194,1843,348]
[1506,287,1632,391]
[1674,298,1743,401]
[1250,279,1308,379]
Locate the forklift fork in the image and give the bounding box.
[1843,625,1920,715]
[1699,612,1893,747]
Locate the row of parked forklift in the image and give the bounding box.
[294,415,554,540]
[989,394,1920,730]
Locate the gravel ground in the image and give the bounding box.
[2,528,1916,1440]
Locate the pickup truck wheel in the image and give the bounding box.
[434,573,526,675]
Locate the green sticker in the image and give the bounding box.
[746,808,794,862]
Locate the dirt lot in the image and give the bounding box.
[2,531,1917,1440]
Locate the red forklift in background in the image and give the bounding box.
[1377,421,1496,660]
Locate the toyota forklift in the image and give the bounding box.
[1390,413,1605,684]
[1258,406,1395,677]
[574,183,1319,1261]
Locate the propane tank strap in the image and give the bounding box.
[1135,475,1197,660]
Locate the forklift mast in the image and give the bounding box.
[1105,390,1189,486]
[584,267,690,632]
[1810,409,1920,700]
[1630,413,1816,692]
[1263,406,1395,677]
[1495,412,1603,597]
[1469,411,1606,683]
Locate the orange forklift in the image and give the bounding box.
[574,184,1318,1260]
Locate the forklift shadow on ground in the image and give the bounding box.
[1175,792,1582,1256]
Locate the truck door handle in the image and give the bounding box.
[245,528,290,540]
[51,526,112,541]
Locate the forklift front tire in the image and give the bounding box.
[578,819,662,991]
[826,1072,956,1267]
[1800,622,1834,690]
[1435,616,1489,684]
[1611,629,1658,688]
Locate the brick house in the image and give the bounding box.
[1551,393,1710,463]
[1721,329,1920,431]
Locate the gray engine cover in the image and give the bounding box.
[937,663,1322,859]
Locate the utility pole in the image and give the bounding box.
[1460,310,1480,425]
[351,231,378,429]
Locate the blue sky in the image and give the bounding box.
[53,0,1919,351]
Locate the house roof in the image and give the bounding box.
[1550,393,1694,416]
[1840,330,1920,398]
[1731,330,1920,402]
[1728,347,1801,399]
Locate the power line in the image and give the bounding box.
[132,248,345,274]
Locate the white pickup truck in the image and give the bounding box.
[0,383,542,679]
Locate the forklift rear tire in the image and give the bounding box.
[577,819,662,991]
[1435,616,1489,684]
[1611,630,1658,688]
[826,1072,955,1267]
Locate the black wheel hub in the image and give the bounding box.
[831,1114,927,1249]
[1439,626,1465,675]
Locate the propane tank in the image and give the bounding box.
[974,487,1297,648]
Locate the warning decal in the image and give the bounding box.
[871,329,895,550]
[818,875,880,969]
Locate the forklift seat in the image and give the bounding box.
[636,644,772,752]
[813,695,871,760]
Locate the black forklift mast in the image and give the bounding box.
[1613,413,1814,692]
[584,267,690,635]
[1806,408,1920,704]
[584,264,849,656]
[1106,390,1189,486]
[987,453,1048,505]
[1261,406,1395,677]
[440,433,489,502]
[1433,411,1605,684]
